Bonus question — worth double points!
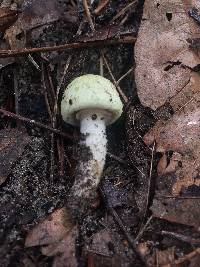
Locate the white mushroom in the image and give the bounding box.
[61,74,123,217]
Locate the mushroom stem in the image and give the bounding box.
[79,109,107,173]
[68,109,108,217]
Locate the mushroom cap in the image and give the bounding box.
[61,74,123,126]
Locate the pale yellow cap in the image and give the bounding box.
[61,74,123,126]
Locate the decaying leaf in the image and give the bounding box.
[5,0,60,49]
[83,229,124,267]
[136,0,200,229]
[144,103,200,195]
[0,7,18,32]
[151,198,200,229]
[90,229,114,257]
[25,208,78,267]
[0,128,30,185]
[135,0,200,110]
[171,248,200,267]
[0,41,15,68]
[156,247,175,267]
[144,91,200,226]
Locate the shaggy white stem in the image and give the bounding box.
[71,109,108,199]
[80,109,107,171]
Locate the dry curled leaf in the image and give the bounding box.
[25,208,78,267]
[135,0,200,110]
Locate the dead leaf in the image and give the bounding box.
[151,197,200,229]
[144,101,200,195]
[25,207,78,267]
[78,25,136,43]
[174,248,200,267]
[0,41,15,68]
[0,128,30,185]
[135,0,200,110]
[0,7,18,32]
[156,247,175,266]
[41,227,78,267]
[145,101,200,227]
[90,229,114,257]
[5,0,60,49]
[83,229,123,267]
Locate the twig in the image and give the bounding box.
[70,0,76,8]
[41,63,53,121]
[111,1,137,23]
[51,56,72,179]
[119,13,129,26]
[144,142,155,218]
[156,195,200,199]
[117,67,133,84]
[0,108,74,140]
[13,69,19,115]
[0,38,136,58]
[134,215,153,242]
[28,54,41,71]
[107,151,145,177]
[57,137,65,176]
[99,54,104,76]
[101,53,128,103]
[135,142,155,241]
[107,152,127,164]
[83,0,95,31]
[100,188,147,266]
[94,0,109,15]
[13,68,20,128]
[161,230,200,245]
[176,95,195,112]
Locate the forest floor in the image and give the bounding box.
[0,1,200,267]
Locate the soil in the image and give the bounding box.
[0,1,199,267]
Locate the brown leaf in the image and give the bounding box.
[174,248,200,267]
[156,247,175,266]
[83,229,123,267]
[0,7,18,32]
[5,0,60,49]
[42,227,78,267]
[134,0,200,110]
[151,198,200,229]
[0,128,30,185]
[0,41,15,69]
[25,208,78,267]
[144,103,200,195]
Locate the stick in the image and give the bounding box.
[0,108,74,140]
[0,37,136,58]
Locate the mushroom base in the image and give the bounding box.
[68,109,107,219]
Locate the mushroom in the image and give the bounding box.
[61,74,123,218]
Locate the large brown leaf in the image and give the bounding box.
[135,0,200,110]
[25,208,78,267]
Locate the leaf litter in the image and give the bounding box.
[1,0,200,266]
[135,0,200,235]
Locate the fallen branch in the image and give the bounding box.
[0,37,136,58]
[0,108,74,140]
